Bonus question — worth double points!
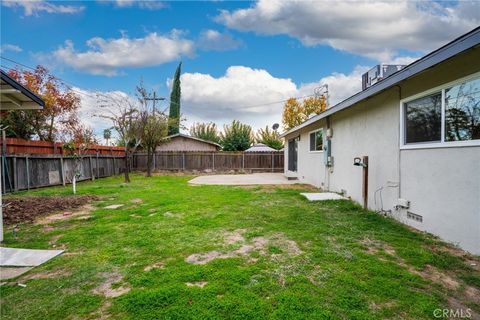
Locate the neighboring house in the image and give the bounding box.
[156,133,221,152]
[282,27,480,254]
[245,143,277,152]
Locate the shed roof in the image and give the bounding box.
[245,143,277,152]
[166,133,221,148]
[281,26,480,137]
[1,70,45,110]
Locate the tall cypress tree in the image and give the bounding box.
[168,62,182,135]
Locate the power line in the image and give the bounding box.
[1,56,321,115]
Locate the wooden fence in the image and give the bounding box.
[133,151,284,172]
[3,138,125,156]
[1,154,126,193]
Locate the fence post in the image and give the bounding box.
[242,153,245,171]
[182,152,186,171]
[25,156,30,190]
[89,156,94,181]
[271,152,274,172]
[112,156,116,175]
[212,152,215,171]
[96,152,100,177]
[60,155,66,186]
[12,156,17,192]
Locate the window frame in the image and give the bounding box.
[308,128,324,153]
[400,72,480,150]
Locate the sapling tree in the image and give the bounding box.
[61,123,96,194]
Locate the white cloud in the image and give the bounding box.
[0,44,22,53]
[2,0,84,16]
[198,29,243,51]
[174,65,366,132]
[73,87,135,143]
[108,0,166,10]
[215,0,480,62]
[53,31,194,76]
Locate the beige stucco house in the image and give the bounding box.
[156,133,221,152]
[282,28,480,254]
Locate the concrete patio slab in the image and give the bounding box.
[301,193,347,201]
[0,266,33,280]
[0,247,63,267]
[189,173,298,186]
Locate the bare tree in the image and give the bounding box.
[99,93,145,183]
[135,81,169,177]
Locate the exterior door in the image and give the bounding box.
[288,137,298,172]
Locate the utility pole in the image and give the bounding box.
[145,92,165,115]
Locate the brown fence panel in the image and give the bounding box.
[1,154,125,193]
[133,151,283,172]
[1,138,125,156]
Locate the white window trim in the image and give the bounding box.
[400,72,480,150]
[308,128,324,153]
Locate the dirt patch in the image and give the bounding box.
[3,195,98,225]
[23,268,71,280]
[412,265,460,290]
[130,198,143,204]
[104,204,124,209]
[37,204,95,225]
[185,281,208,288]
[186,230,301,265]
[143,262,165,271]
[92,272,130,298]
[224,229,246,244]
[164,211,182,218]
[360,237,396,256]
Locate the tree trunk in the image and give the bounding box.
[146,149,152,177]
[47,116,55,142]
[124,149,131,183]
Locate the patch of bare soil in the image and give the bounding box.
[185,281,208,288]
[224,229,246,244]
[37,204,95,225]
[92,272,130,298]
[3,196,98,225]
[185,229,301,265]
[361,237,480,315]
[143,262,165,272]
[130,198,143,204]
[23,268,71,281]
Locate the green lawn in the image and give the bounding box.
[1,174,479,319]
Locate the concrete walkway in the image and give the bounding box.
[189,173,297,185]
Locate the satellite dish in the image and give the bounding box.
[272,123,279,130]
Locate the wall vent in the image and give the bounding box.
[407,211,423,222]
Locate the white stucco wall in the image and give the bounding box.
[284,47,480,254]
[284,122,326,188]
[399,147,480,253]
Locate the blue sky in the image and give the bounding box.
[1,0,479,139]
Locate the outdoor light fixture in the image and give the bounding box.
[353,157,367,168]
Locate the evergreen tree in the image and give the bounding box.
[168,62,182,135]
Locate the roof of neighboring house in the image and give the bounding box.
[281,26,480,137]
[166,133,222,148]
[0,70,45,110]
[245,143,277,152]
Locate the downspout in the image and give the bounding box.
[395,85,402,201]
[325,116,332,191]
